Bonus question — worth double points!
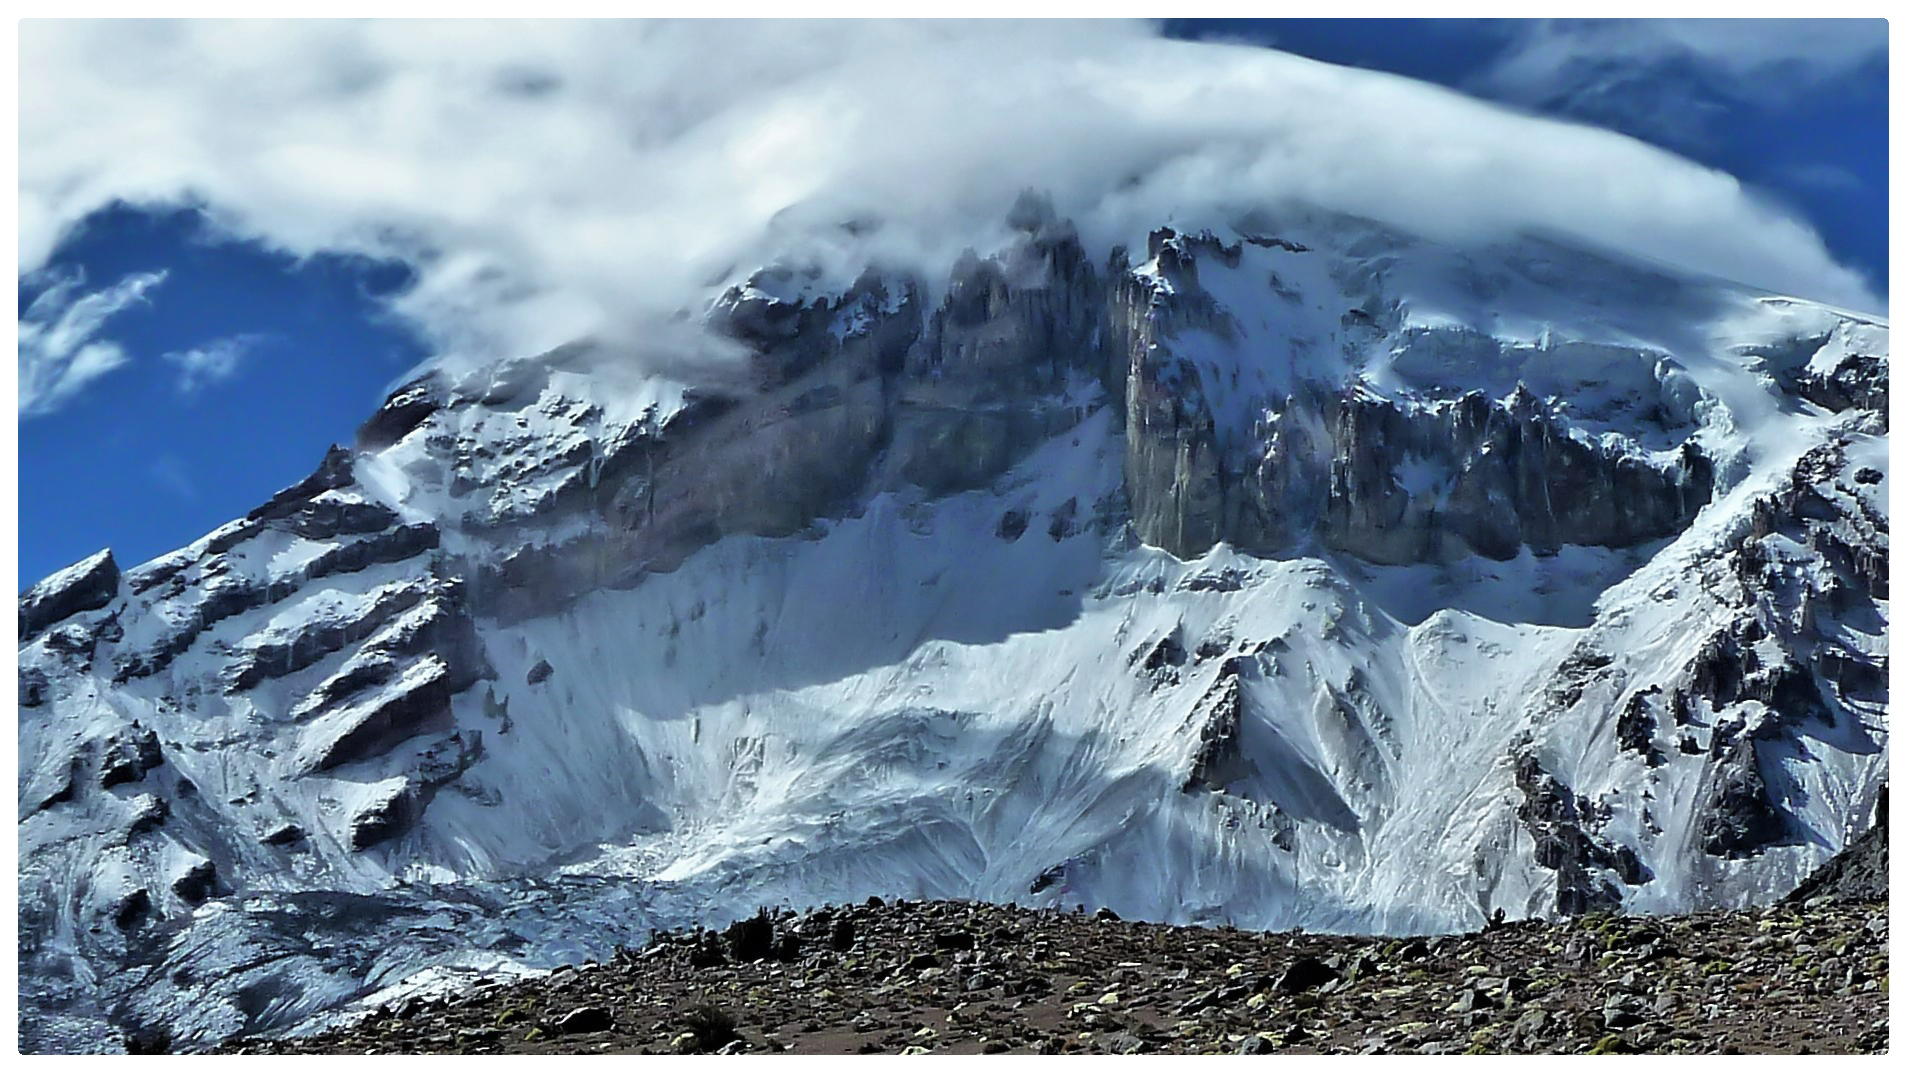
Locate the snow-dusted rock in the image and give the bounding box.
[19,548,119,640]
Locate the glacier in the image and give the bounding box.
[16,202,1888,1051]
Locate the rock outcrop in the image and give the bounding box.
[19,548,119,641]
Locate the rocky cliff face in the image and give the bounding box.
[16,201,1889,1051]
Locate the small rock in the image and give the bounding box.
[1514,1008,1548,1038]
[1602,994,1646,1030]
[171,859,220,905]
[1450,987,1496,1013]
[553,1006,613,1035]
[1276,956,1339,994]
[934,929,976,951]
[261,823,306,847]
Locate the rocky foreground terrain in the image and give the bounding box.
[222,890,1889,1056]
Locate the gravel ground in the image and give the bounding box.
[222,895,1890,1056]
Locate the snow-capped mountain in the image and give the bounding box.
[17,198,1888,1051]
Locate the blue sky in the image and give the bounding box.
[15,19,1889,586]
[19,209,424,584]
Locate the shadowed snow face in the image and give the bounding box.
[19,19,1880,378]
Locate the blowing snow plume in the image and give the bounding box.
[19,19,1882,382]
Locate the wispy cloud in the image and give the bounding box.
[18,268,167,417]
[150,454,198,500]
[1777,162,1866,195]
[164,333,268,394]
[1474,19,1886,149]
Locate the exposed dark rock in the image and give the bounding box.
[1818,651,1885,703]
[1548,646,1615,709]
[306,660,456,773]
[1615,689,1665,767]
[122,1024,173,1055]
[1792,351,1888,420]
[415,732,485,795]
[261,823,306,847]
[113,575,277,682]
[551,1006,613,1035]
[302,524,441,583]
[19,548,119,641]
[526,659,554,686]
[348,786,421,851]
[223,586,431,693]
[933,929,976,951]
[357,377,446,451]
[19,666,50,708]
[1028,864,1065,894]
[1046,498,1080,541]
[1184,661,1248,791]
[1785,791,1888,904]
[248,446,358,524]
[126,795,170,838]
[99,727,165,787]
[110,889,152,931]
[1122,282,1715,565]
[995,509,1029,541]
[1134,629,1188,689]
[1513,753,1631,914]
[1602,993,1646,1030]
[268,495,403,541]
[225,894,1885,1056]
[1699,736,1786,858]
[172,860,221,905]
[1275,956,1338,993]
[42,622,99,662]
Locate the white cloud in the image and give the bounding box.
[164,334,266,394]
[17,268,167,417]
[17,20,1884,385]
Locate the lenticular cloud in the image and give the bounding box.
[18,19,1881,372]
